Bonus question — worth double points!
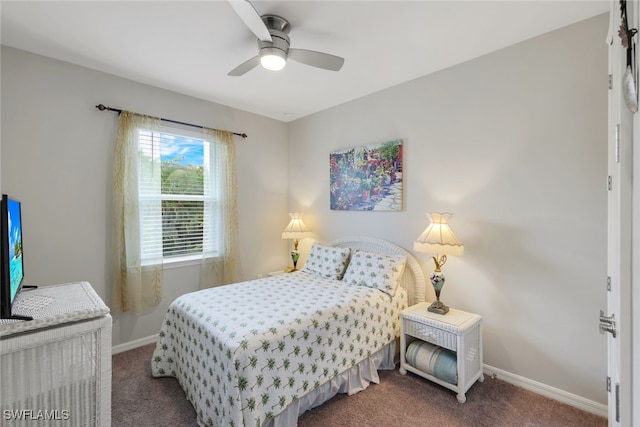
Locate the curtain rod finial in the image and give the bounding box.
[96,104,107,111]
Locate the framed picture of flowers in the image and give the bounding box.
[330,139,403,211]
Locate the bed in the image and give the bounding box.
[151,236,425,426]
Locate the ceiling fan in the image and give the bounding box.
[228,0,345,76]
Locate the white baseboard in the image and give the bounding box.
[111,334,158,355]
[483,364,607,418]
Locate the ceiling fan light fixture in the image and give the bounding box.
[260,47,287,71]
[229,5,344,76]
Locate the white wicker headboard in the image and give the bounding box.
[328,236,426,305]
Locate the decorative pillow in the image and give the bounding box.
[342,250,406,296]
[302,242,351,280]
[406,340,457,385]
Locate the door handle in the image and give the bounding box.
[599,323,617,337]
[600,310,615,324]
[599,310,617,338]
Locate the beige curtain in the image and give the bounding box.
[111,111,163,315]
[199,128,239,288]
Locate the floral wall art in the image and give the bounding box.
[330,139,403,211]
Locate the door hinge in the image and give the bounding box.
[607,276,611,292]
[606,378,620,422]
[616,383,620,422]
[615,124,621,163]
[608,176,613,191]
[609,74,613,90]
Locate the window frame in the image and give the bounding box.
[138,123,222,267]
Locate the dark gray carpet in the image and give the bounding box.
[112,343,607,427]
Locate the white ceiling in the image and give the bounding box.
[1,1,609,122]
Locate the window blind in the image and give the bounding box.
[137,128,221,262]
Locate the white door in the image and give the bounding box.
[606,1,633,425]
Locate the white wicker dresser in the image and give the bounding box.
[0,282,111,426]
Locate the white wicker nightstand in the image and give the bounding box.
[0,282,111,426]
[400,302,483,403]
[267,270,286,277]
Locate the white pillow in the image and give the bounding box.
[342,250,407,296]
[302,242,351,280]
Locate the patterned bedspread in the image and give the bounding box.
[151,270,407,427]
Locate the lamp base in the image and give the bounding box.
[428,300,449,315]
[290,250,300,271]
[429,270,449,314]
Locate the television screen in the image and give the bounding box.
[6,197,24,302]
[1,194,32,320]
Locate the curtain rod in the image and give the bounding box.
[95,104,248,138]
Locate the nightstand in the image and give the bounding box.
[267,270,286,277]
[400,302,483,403]
[268,267,300,276]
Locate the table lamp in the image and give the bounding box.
[414,212,464,314]
[281,212,312,271]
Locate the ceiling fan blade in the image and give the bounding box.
[288,49,344,71]
[229,0,272,42]
[228,56,260,76]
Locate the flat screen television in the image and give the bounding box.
[0,194,35,320]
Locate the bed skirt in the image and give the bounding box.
[264,340,397,427]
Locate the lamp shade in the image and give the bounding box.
[414,212,464,256]
[281,212,311,239]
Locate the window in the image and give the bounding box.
[137,125,221,264]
